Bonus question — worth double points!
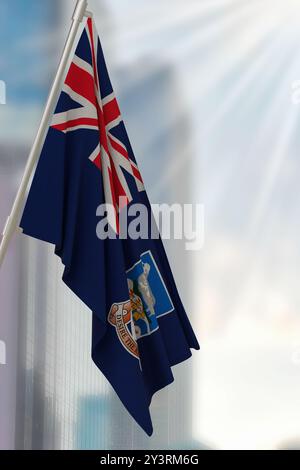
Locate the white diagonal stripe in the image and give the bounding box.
[52,106,97,126]
[106,116,123,131]
[102,92,115,106]
[73,54,94,77]
[89,143,101,162]
[62,83,96,111]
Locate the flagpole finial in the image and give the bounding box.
[72,0,88,23]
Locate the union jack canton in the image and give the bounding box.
[52,18,144,233]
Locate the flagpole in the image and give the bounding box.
[0,0,89,268]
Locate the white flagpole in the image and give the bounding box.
[0,0,89,268]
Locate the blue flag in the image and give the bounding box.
[20,18,200,435]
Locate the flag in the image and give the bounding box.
[20,17,200,435]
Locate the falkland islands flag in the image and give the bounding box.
[20,18,200,435]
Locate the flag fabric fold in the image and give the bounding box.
[20,18,199,436]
